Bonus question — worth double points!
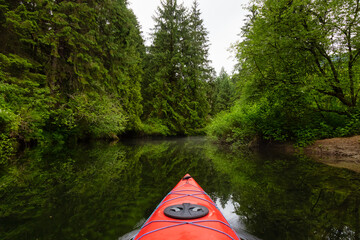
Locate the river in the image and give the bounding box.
[1,137,360,240]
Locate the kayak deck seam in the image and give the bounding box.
[161,190,218,208]
[143,219,233,229]
[136,220,238,240]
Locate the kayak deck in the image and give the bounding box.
[133,174,240,240]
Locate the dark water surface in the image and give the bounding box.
[1,137,360,240]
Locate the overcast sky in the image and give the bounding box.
[127,0,250,74]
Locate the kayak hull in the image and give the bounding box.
[134,174,240,240]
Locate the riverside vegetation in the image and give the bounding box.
[1,0,360,161]
[0,0,223,160]
[207,0,360,147]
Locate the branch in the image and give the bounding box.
[311,189,323,212]
[306,45,327,78]
[313,43,340,84]
[353,48,360,64]
[253,57,266,81]
[316,88,353,107]
[347,0,360,105]
[349,0,360,65]
[356,86,360,100]
[313,99,351,116]
[314,108,350,117]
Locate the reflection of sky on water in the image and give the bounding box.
[216,198,262,240]
[118,229,140,240]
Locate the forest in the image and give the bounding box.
[208,0,360,146]
[1,0,360,161]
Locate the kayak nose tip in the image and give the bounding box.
[182,174,192,180]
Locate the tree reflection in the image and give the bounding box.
[208,147,360,240]
[1,138,360,240]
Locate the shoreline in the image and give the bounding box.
[304,135,360,173]
[266,136,360,173]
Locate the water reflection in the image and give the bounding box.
[1,137,360,240]
[209,148,360,240]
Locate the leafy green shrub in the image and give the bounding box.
[0,53,54,144]
[334,113,360,137]
[140,118,170,136]
[69,93,127,139]
[207,91,340,146]
[0,106,20,135]
[0,134,15,165]
[206,103,258,144]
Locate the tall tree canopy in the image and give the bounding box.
[142,0,213,135]
[237,0,360,115]
[0,0,144,145]
[208,0,360,145]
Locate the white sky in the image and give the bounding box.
[127,0,250,74]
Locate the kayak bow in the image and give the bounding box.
[133,174,240,240]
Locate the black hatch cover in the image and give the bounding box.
[164,203,209,219]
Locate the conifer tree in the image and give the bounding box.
[184,0,213,130]
[143,0,212,135]
[0,0,144,144]
[142,0,187,134]
[212,68,236,114]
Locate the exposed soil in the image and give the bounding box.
[263,136,360,172]
[304,136,360,172]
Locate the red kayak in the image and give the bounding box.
[133,174,241,240]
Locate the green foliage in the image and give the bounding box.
[140,118,171,136]
[0,134,14,164]
[207,102,258,145]
[0,53,53,143]
[0,0,145,149]
[142,0,213,135]
[335,112,360,137]
[69,93,127,139]
[208,68,236,115]
[209,0,360,145]
[208,91,349,146]
[1,0,215,152]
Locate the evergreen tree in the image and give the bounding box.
[0,0,145,145]
[211,68,236,114]
[182,0,213,132]
[142,0,186,134]
[142,0,212,135]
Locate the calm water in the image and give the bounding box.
[1,137,360,240]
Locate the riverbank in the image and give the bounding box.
[304,136,360,173]
[268,136,360,172]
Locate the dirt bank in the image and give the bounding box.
[304,136,360,172]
